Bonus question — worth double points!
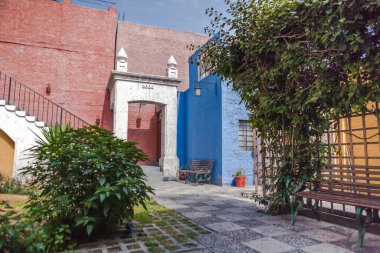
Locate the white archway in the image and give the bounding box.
[107,71,181,179]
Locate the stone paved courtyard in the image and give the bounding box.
[79,167,380,253]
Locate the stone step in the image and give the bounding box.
[5,105,16,111]
[15,110,26,117]
[0,99,5,106]
[35,121,45,127]
[25,116,36,122]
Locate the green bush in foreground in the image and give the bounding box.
[0,125,153,252]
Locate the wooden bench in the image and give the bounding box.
[290,164,380,247]
[180,160,213,185]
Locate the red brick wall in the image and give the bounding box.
[128,103,160,165]
[116,22,209,91]
[0,0,116,130]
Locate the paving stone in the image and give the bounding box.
[221,229,262,242]
[274,233,320,248]
[208,209,235,216]
[176,207,198,213]
[193,205,220,212]
[302,243,355,253]
[206,222,244,232]
[196,233,235,248]
[322,225,355,236]
[201,200,227,206]
[227,207,253,214]
[233,219,267,228]
[217,213,248,222]
[192,216,225,225]
[243,237,296,253]
[211,243,260,253]
[182,212,212,219]
[250,225,295,237]
[302,228,348,243]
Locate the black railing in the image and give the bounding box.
[0,72,89,129]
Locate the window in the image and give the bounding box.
[239,120,254,151]
[198,50,214,81]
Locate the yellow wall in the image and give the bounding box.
[0,129,15,179]
[338,102,380,191]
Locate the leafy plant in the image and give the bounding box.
[20,125,154,240]
[0,201,72,253]
[234,168,246,177]
[203,0,380,210]
[0,174,32,195]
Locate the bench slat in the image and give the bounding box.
[294,191,380,209]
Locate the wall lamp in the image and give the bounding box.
[95,116,100,126]
[46,84,51,95]
[194,86,201,96]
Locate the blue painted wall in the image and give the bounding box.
[221,82,254,185]
[177,51,223,185]
[177,48,254,186]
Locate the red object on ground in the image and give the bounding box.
[235,176,246,187]
[178,171,186,181]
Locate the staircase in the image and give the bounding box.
[0,71,89,129]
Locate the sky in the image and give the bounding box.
[71,0,227,34]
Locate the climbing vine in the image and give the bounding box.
[204,0,380,209]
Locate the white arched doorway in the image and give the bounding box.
[107,71,181,180]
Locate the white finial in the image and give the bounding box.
[116,48,128,72]
[167,55,178,78]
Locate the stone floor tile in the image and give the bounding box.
[176,207,198,213]
[302,228,348,243]
[200,200,226,206]
[243,237,296,253]
[226,207,252,214]
[182,212,212,219]
[208,209,235,216]
[233,219,267,228]
[196,233,235,248]
[221,229,262,242]
[274,233,320,248]
[211,243,260,253]
[250,225,295,237]
[302,243,355,253]
[206,222,244,232]
[192,216,225,225]
[217,213,248,222]
[193,205,220,212]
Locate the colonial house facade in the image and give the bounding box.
[0,0,255,185]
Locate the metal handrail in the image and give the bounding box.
[0,71,89,129]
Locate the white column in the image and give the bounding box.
[113,81,129,140]
[159,99,179,179]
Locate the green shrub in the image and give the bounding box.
[0,174,32,195]
[0,125,153,252]
[22,125,154,238]
[0,201,72,253]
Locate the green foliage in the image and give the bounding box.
[0,174,32,195]
[234,168,246,177]
[22,125,153,238]
[204,0,380,208]
[0,125,153,252]
[0,201,72,253]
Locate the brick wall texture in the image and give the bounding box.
[0,0,117,130]
[0,0,208,163]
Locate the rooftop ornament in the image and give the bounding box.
[116,48,128,72]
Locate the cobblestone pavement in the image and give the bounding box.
[146,167,380,253]
[77,167,380,253]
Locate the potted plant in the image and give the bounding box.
[234,168,246,187]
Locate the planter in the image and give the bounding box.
[235,176,246,187]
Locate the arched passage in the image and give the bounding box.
[0,129,15,179]
[108,71,181,179]
[128,102,163,165]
